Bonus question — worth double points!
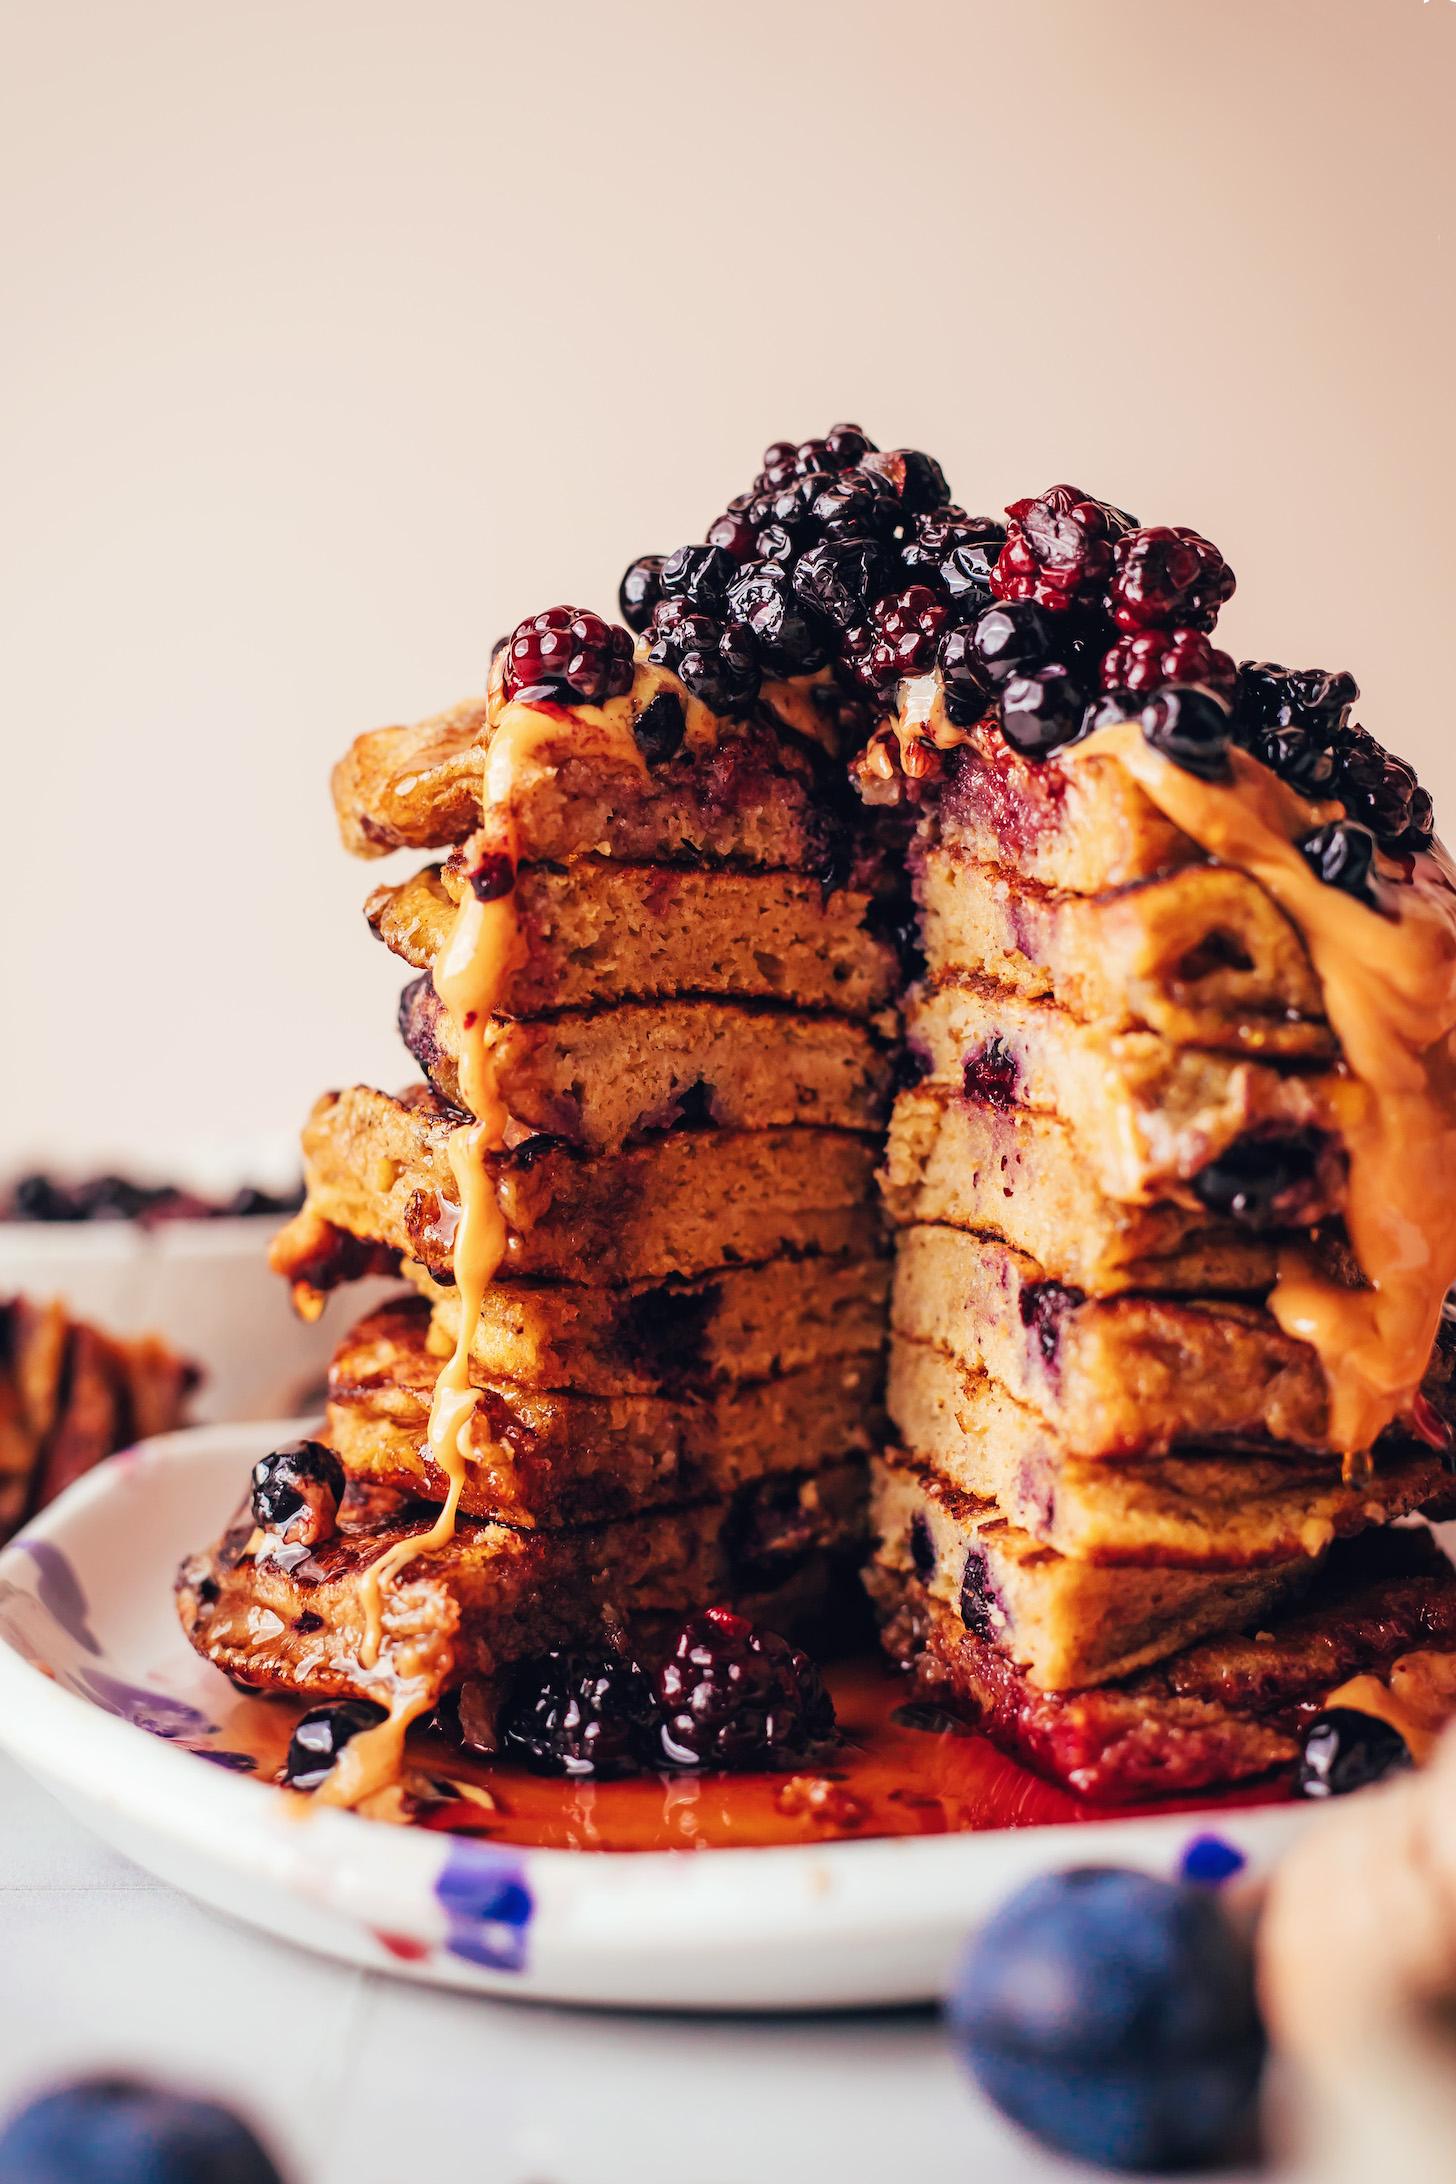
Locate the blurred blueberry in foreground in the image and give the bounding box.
[0,2078,283,2183]
[947,1867,1265,2172]
[1179,1833,1246,1886]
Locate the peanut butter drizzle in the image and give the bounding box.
[320,682,651,1809]
[1064,721,1456,1457]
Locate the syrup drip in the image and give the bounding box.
[1066,722,1456,1456]
[320,691,649,1809]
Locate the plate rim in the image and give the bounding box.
[0,1423,1313,1978]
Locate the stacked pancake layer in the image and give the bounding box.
[868,711,1456,1798]
[179,671,889,1765]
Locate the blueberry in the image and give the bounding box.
[1140,684,1233,780]
[999,666,1087,758]
[283,1698,387,1790]
[1298,820,1379,905]
[1188,1130,1325,1225]
[1296,1707,1413,1798]
[949,1868,1264,2172]
[970,600,1059,686]
[0,2079,283,2183]
[249,1440,345,1547]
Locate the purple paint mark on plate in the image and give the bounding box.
[16,1541,101,1655]
[1179,1833,1246,1886]
[435,1841,533,1972]
[75,1667,217,1741]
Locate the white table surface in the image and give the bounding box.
[0,1752,1267,2184]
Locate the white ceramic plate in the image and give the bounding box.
[0,1423,1316,2011]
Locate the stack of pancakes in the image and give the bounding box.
[180,674,893,1718]
[866,714,1456,1798]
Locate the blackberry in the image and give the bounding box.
[725,561,833,675]
[250,1439,346,1547]
[848,585,949,692]
[861,447,952,514]
[1339,734,1424,846]
[647,610,760,714]
[792,537,893,631]
[659,543,736,614]
[618,555,665,634]
[999,665,1088,759]
[1298,820,1379,904]
[503,606,634,706]
[1107,524,1235,633]
[900,510,1006,611]
[284,1699,388,1790]
[1296,1708,1413,1798]
[657,1606,836,1770]
[939,624,994,728]
[1235,661,1359,740]
[1140,684,1233,780]
[970,600,1060,686]
[1101,628,1236,696]
[993,484,1134,614]
[499,1649,661,1778]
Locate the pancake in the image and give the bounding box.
[175,1462,866,1716]
[915,848,1332,1060]
[881,1087,1287,1294]
[400,979,892,1149]
[270,1084,881,1305]
[865,1522,1456,1801]
[369,856,899,1018]
[324,1296,882,1527]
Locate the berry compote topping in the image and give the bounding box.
[503,606,634,706]
[938,624,994,728]
[631,687,686,765]
[1139,683,1234,780]
[647,607,761,713]
[792,537,893,631]
[1298,819,1380,904]
[659,542,736,614]
[1230,662,1433,854]
[992,484,1135,615]
[1295,1707,1413,1797]
[899,510,1005,610]
[970,600,1062,686]
[618,555,665,634]
[725,561,833,675]
[848,585,949,693]
[1188,1129,1328,1225]
[999,665,1088,759]
[656,1605,836,1769]
[500,1650,662,1779]
[811,468,902,543]
[1106,524,1235,633]
[1101,627,1236,696]
[861,447,952,514]
[249,1439,345,1547]
[284,1699,388,1791]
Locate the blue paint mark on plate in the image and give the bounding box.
[74,1668,217,1740]
[1179,1833,1246,1886]
[435,1840,533,1972]
[15,1541,101,1655]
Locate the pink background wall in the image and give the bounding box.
[3,0,1452,1168]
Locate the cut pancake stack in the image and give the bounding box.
[866,712,1456,1798]
[179,667,892,1751]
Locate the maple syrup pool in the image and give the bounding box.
[206,1653,1285,1851]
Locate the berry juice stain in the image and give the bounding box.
[202,1651,1282,1852]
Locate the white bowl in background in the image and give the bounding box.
[0,1216,397,1424]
